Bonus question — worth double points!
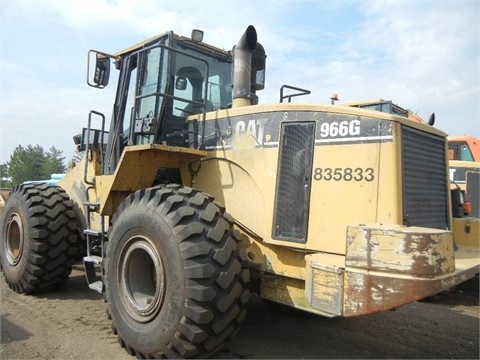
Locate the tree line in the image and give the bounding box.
[0,145,68,188]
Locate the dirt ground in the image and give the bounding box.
[0,265,478,359]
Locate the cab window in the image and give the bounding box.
[448,141,474,161]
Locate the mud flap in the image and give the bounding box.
[305,253,345,316]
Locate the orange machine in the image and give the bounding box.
[447,135,480,162]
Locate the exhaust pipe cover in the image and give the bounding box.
[232,25,257,106]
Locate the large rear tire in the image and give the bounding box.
[0,183,80,293]
[105,185,250,358]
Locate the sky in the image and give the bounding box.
[1,0,479,165]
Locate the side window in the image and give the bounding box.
[172,54,208,117]
[123,66,137,141]
[217,74,233,109]
[119,57,138,144]
[207,75,222,110]
[127,47,167,145]
[460,144,473,161]
[138,47,163,119]
[172,72,228,115]
[173,72,194,117]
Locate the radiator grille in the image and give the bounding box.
[402,126,449,229]
[273,122,315,242]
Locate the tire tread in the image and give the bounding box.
[1,183,80,293]
[107,184,250,358]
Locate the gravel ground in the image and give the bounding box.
[1,265,478,359]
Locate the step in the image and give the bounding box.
[84,202,100,211]
[83,256,103,294]
[88,281,103,293]
[83,255,102,265]
[83,229,103,237]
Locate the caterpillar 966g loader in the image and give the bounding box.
[1,26,479,358]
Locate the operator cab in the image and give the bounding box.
[87,30,233,174]
[447,137,479,161]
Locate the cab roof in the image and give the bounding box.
[113,31,231,61]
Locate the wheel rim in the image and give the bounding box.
[5,213,24,266]
[119,235,166,323]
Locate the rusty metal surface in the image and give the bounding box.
[345,224,455,276]
[336,224,478,316]
[342,262,479,317]
[309,267,343,316]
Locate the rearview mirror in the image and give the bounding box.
[175,76,187,90]
[87,50,116,89]
[94,55,110,87]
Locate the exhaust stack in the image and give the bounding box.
[232,25,259,107]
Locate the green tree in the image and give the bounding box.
[2,145,66,186]
[0,163,12,188]
[44,146,67,175]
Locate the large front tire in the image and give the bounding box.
[105,185,250,358]
[0,183,80,293]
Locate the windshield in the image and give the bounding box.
[360,101,409,118]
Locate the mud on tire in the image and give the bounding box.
[0,183,80,293]
[105,184,250,358]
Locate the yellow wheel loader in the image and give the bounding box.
[1,26,479,358]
